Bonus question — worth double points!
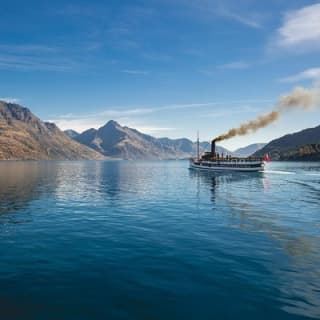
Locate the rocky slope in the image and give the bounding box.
[0,101,104,160]
[70,120,231,160]
[254,125,320,160]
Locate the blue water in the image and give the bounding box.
[0,160,319,320]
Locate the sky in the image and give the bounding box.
[1,0,320,150]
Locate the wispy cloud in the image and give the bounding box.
[275,3,320,51]
[199,61,250,76]
[49,98,271,133]
[217,61,249,70]
[0,54,74,71]
[216,7,262,29]
[142,52,173,62]
[127,125,176,135]
[279,68,320,83]
[204,105,259,118]
[0,97,20,103]
[177,0,263,29]
[49,117,176,135]
[48,118,103,133]
[0,44,57,53]
[0,44,76,72]
[52,102,218,122]
[121,69,149,75]
[198,68,215,76]
[55,99,271,120]
[50,103,205,133]
[54,3,106,17]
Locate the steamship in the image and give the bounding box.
[190,139,265,172]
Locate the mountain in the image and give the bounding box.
[72,120,231,159]
[64,129,79,139]
[233,143,267,157]
[254,125,320,160]
[0,101,104,160]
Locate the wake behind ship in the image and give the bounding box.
[190,139,265,172]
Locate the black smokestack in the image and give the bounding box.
[211,139,216,155]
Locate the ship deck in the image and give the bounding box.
[190,157,265,172]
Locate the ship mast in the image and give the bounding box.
[197,130,200,161]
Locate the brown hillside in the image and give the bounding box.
[0,101,104,160]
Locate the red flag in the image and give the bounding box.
[264,153,270,162]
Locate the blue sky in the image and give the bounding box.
[1,0,320,150]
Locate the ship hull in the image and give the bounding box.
[189,161,264,172]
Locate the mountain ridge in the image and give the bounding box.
[67,120,231,160]
[254,125,320,160]
[3,101,318,161]
[0,101,104,160]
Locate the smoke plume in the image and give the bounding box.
[278,86,319,110]
[215,85,320,142]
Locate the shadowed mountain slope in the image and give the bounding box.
[254,125,320,160]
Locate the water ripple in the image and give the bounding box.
[0,160,319,319]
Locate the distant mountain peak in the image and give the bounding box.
[107,120,119,125]
[86,128,98,134]
[103,120,121,129]
[64,129,79,139]
[71,119,232,160]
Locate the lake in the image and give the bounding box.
[0,160,319,319]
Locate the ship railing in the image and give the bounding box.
[199,156,264,162]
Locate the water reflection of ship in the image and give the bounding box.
[189,168,263,203]
[190,168,320,260]
[189,167,320,318]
